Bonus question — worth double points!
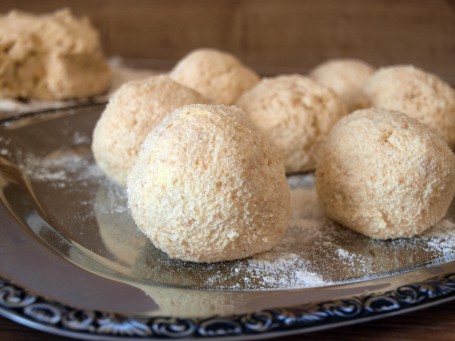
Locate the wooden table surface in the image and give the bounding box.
[1,299,454,341]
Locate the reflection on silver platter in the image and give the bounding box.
[0,104,455,340]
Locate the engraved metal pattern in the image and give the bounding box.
[1,273,455,339]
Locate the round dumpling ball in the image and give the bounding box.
[316,108,455,239]
[92,75,208,186]
[236,74,347,173]
[309,58,375,112]
[362,65,455,149]
[127,104,290,263]
[169,48,260,104]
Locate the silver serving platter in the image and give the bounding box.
[0,104,454,340]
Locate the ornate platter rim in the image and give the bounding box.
[1,271,455,340]
[1,104,455,340]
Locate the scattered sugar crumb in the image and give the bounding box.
[336,248,351,259]
[72,132,91,145]
[422,219,455,256]
[2,139,455,290]
[20,151,103,187]
[244,253,328,288]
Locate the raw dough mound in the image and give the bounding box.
[169,48,260,104]
[127,104,290,263]
[362,65,455,148]
[92,75,208,186]
[310,59,375,112]
[236,74,347,173]
[316,108,455,239]
[0,9,110,100]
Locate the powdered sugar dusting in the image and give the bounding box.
[2,139,455,290]
[204,252,327,289]
[422,219,455,257]
[246,254,326,287]
[336,248,351,259]
[19,150,103,188]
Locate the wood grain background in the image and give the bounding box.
[0,0,454,79]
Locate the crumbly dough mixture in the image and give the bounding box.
[0,9,111,100]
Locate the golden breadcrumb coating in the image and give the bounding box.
[127,104,290,263]
[362,65,455,148]
[169,48,260,104]
[310,58,375,112]
[236,74,347,173]
[92,75,208,185]
[316,108,455,239]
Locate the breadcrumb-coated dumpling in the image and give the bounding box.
[169,48,260,104]
[236,74,347,173]
[127,104,290,263]
[92,75,209,186]
[362,65,455,148]
[316,108,455,239]
[310,58,375,112]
